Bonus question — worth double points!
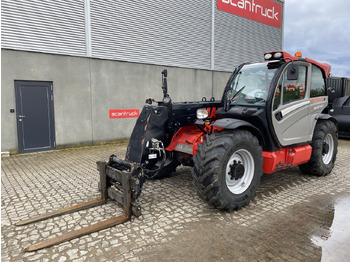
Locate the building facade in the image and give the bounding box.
[1,0,284,153]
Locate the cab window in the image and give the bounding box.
[282,65,307,104]
[273,64,307,110]
[310,65,326,97]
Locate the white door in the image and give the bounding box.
[271,62,312,146]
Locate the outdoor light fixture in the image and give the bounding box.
[264,53,273,60]
[273,52,283,59]
[264,51,305,62]
[294,51,302,57]
[264,52,283,60]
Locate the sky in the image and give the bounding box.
[283,0,350,78]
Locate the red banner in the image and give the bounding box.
[109,109,140,119]
[217,0,282,28]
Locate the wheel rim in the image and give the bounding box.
[225,149,255,194]
[322,133,334,165]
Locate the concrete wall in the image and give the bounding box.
[1,49,231,152]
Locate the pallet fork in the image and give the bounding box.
[16,160,142,252]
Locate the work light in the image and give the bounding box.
[196,109,209,119]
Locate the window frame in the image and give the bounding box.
[310,64,327,98]
[272,62,310,111]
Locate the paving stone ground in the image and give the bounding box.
[1,139,350,261]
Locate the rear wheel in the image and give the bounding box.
[192,130,263,211]
[299,121,338,176]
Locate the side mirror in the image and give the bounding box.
[287,64,299,81]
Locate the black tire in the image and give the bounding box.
[192,130,263,211]
[299,121,338,176]
[144,158,179,180]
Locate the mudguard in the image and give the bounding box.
[212,118,265,146]
[318,113,337,123]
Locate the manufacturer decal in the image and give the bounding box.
[217,0,282,28]
[109,109,140,119]
[203,107,218,118]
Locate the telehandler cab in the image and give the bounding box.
[17,51,338,251]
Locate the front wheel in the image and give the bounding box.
[299,121,338,176]
[192,130,263,211]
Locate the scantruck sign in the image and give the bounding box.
[109,109,140,119]
[217,0,282,28]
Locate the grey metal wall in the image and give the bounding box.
[2,0,283,72]
[90,0,212,70]
[214,0,283,71]
[1,0,86,56]
[326,77,350,103]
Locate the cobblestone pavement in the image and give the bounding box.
[2,139,350,261]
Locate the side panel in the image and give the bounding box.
[262,145,312,174]
[273,100,311,145]
[308,97,328,136]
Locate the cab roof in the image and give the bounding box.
[264,51,331,78]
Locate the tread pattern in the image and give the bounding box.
[192,130,263,211]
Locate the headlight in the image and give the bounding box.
[197,109,209,119]
[264,53,272,60]
[274,52,283,59]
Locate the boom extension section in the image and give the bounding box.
[15,159,143,252]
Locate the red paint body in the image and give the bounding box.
[305,58,331,78]
[166,126,207,155]
[167,125,312,174]
[262,145,312,174]
[264,51,331,78]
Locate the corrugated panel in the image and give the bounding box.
[2,0,284,71]
[1,0,86,56]
[214,0,283,72]
[327,77,350,100]
[344,79,350,96]
[90,0,212,70]
[326,77,344,103]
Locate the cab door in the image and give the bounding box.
[271,62,312,146]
